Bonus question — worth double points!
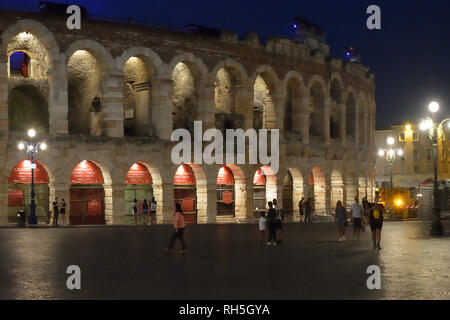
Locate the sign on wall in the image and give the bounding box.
[70,161,104,185]
[8,190,24,206]
[181,198,195,212]
[125,163,153,185]
[8,160,49,184]
[222,191,234,205]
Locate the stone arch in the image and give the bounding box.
[308,78,327,142]
[358,92,368,145]
[330,76,344,140]
[117,46,162,79]
[211,59,249,85]
[283,72,305,134]
[170,53,208,134]
[252,65,280,130]
[65,40,115,75]
[308,166,326,215]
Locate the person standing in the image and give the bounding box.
[52,197,59,227]
[165,203,187,253]
[305,198,312,223]
[335,201,347,241]
[369,200,385,251]
[258,212,266,245]
[266,201,277,245]
[299,197,305,222]
[150,197,157,225]
[273,199,284,244]
[132,199,138,225]
[59,199,66,227]
[142,199,149,225]
[350,197,364,241]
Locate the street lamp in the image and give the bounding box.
[17,129,47,225]
[419,101,449,236]
[378,136,403,210]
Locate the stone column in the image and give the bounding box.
[235,84,253,130]
[339,103,346,144]
[151,78,173,140]
[159,182,175,224]
[103,71,124,138]
[271,92,286,135]
[323,97,331,145]
[49,55,69,135]
[234,175,250,221]
[105,183,125,225]
[197,83,215,131]
[196,182,217,224]
[344,175,358,207]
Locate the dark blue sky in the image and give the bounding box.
[1,0,449,128]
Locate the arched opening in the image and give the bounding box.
[331,170,344,209]
[69,161,105,225]
[309,82,326,142]
[216,166,235,217]
[174,164,197,224]
[9,51,30,78]
[7,160,50,223]
[254,74,275,129]
[172,62,198,135]
[282,171,293,220]
[309,167,326,215]
[125,163,153,224]
[215,68,244,134]
[284,78,301,134]
[123,57,151,137]
[253,168,266,213]
[68,50,104,136]
[330,79,343,140]
[7,32,49,79]
[346,93,357,141]
[8,85,49,134]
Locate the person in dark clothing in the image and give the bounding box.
[266,201,277,245]
[369,200,385,251]
[142,199,149,225]
[299,197,305,222]
[304,198,313,223]
[52,198,59,227]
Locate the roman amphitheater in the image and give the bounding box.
[0,9,376,225]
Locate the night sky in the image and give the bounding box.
[1,0,449,129]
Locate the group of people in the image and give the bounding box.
[52,197,66,227]
[258,199,285,246]
[335,196,385,251]
[131,197,157,225]
[298,198,314,222]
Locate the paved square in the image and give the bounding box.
[0,220,449,300]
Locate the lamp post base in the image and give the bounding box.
[28,204,38,225]
[430,221,444,236]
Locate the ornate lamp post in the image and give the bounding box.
[378,136,403,209]
[419,101,449,236]
[17,129,47,225]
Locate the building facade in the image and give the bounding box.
[375,124,450,189]
[0,9,376,225]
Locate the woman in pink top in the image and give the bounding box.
[165,203,187,253]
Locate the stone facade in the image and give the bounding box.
[0,10,377,225]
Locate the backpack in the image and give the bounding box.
[373,208,381,220]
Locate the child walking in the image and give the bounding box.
[258,212,266,245]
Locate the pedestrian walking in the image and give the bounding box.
[361,197,372,232]
[165,203,187,253]
[59,198,66,226]
[305,198,313,223]
[266,201,277,245]
[350,197,364,241]
[299,197,305,222]
[150,197,157,225]
[132,198,138,225]
[142,199,149,225]
[52,197,59,227]
[273,199,284,244]
[369,199,385,251]
[335,201,347,241]
[258,211,266,245]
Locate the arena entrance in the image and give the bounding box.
[69,161,105,225]
[7,160,50,223]
[216,166,235,217]
[174,164,197,224]
[125,163,153,224]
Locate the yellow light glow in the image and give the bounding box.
[395,199,404,207]
[405,124,412,131]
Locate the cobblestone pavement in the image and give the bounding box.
[0,220,449,300]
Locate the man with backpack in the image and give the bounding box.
[266,202,278,246]
[369,199,385,251]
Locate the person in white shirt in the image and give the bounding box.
[350,197,364,241]
[150,197,157,225]
[258,212,266,245]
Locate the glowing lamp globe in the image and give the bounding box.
[378,150,385,157]
[429,101,439,113]
[387,137,395,146]
[27,129,36,138]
